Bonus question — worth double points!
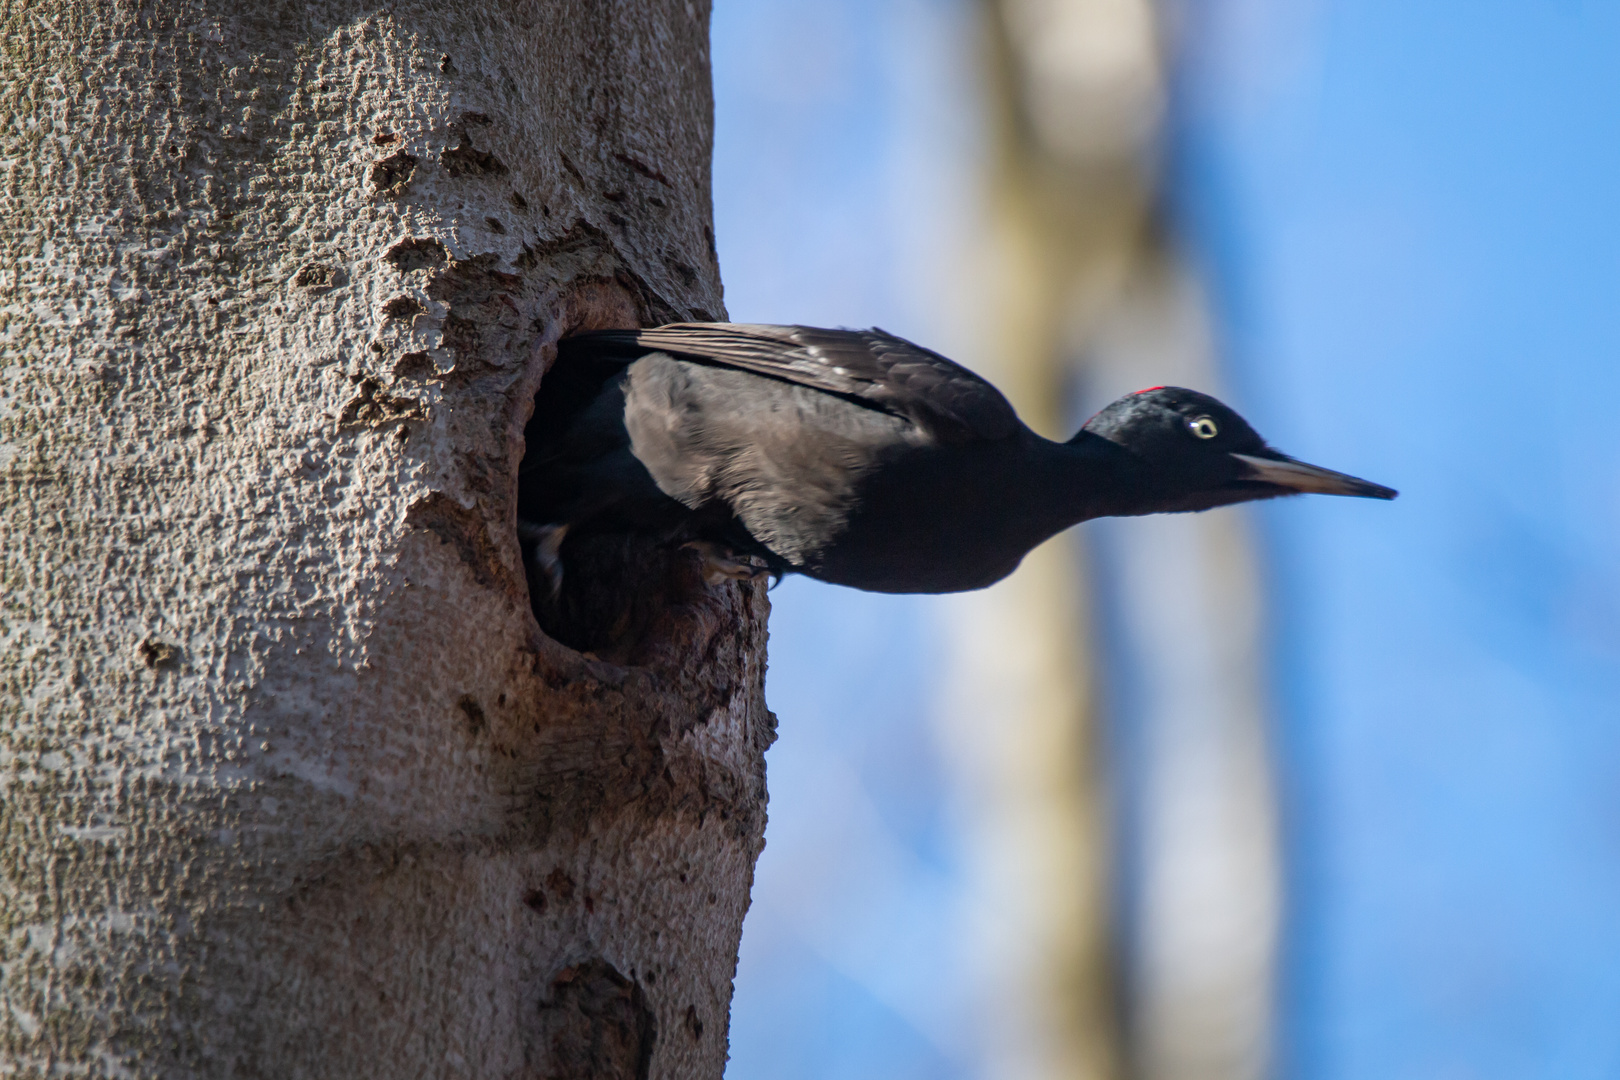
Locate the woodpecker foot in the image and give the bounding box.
[517,520,569,598]
[682,541,770,586]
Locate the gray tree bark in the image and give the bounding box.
[0,2,774,1077]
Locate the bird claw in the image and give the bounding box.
[517,520,569,598]
[682,541,770,586]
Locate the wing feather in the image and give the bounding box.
[572,323,1020,443]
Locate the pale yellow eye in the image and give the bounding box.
[1188,416,1219,439]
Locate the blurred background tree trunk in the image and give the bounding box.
[0,2,772,1077]
[940,2,1279,1078]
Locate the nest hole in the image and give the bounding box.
[516,344,706,661]
[525,530,702,660]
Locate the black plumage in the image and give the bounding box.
[517,323,1395,595]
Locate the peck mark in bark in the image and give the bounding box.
[138,638,180,669]
[380,294,424,319]
[293,262,342,290]
[338,375,425,428]
[457,695,488,736]
[369,150,419,194]
[442,134,509,179]
[383,236,448,272]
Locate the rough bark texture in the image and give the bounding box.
[0,2,774,1077]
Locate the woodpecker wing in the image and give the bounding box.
[575,323,1020,443]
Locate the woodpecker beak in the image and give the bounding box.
[1231,452,1398,500]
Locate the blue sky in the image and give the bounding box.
[1175,2,1620,1076]
[711,0,1620,1076]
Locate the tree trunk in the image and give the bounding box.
[0,2,773,1077]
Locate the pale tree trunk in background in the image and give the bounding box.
[959,3,1280,1079]
[1080,250,1279,1080]
[0,3,774,1078]
[940,2,1160,1078]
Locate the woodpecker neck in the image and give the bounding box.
[1050,429,1157,521]
[974,430,1153,563]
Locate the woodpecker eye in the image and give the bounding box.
[1188,416,1219,440]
